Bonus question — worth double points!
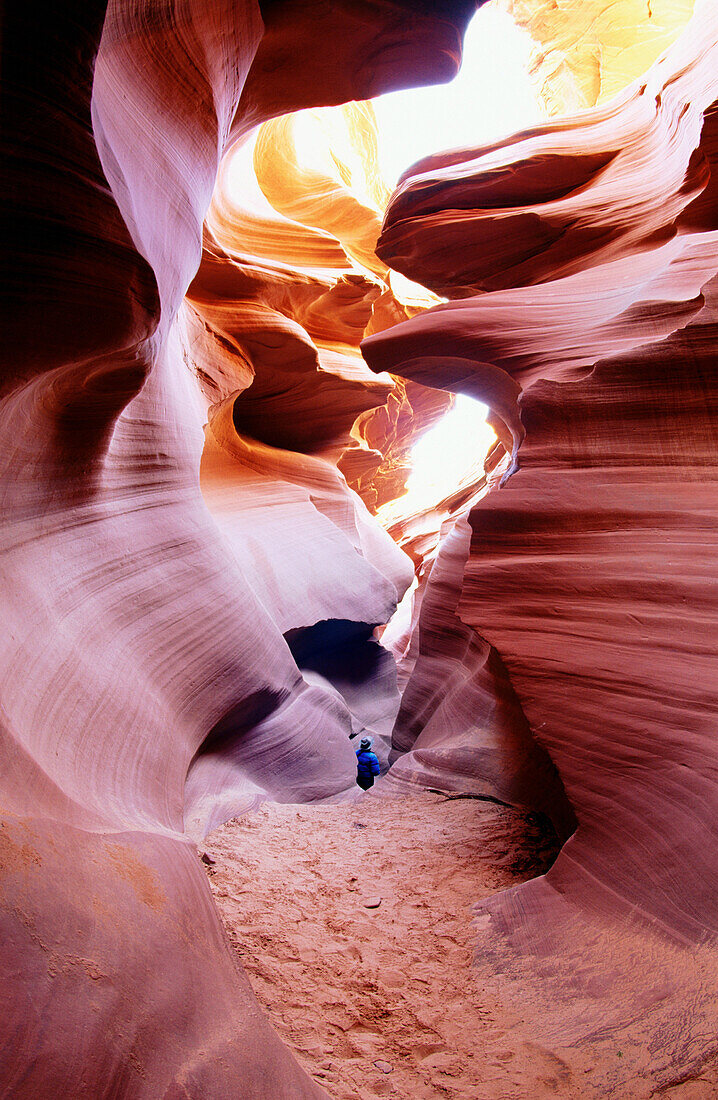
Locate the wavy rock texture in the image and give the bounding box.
[186,94,463,802]
[364,0,718,1083]
[1,1,477,1096]
[4,0,718,1094]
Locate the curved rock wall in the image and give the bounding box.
[363,0,718,1073]
[1,2,476,1096]
[4,0,718,1092]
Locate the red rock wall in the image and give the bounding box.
[5,0,718,1090]
[1,1,476,1095]
[363,0,718,1069]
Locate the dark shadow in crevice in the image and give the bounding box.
[285,619,385,690]
[197,687,291,756]
[428,790,563,876]
[285,619,401,772]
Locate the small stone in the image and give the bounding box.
[200,852,216,866]
[373,1059,393,1074]
[362,896,382,909]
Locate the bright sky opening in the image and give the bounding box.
[375,395,496,527]
[222,2,544,526]
[373,2,543,525]
[373,2,545,190]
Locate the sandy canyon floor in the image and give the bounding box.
[204,788,618,1099]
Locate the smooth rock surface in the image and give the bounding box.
[4,0,718,1093]
[363,0,718,1077]
[1,2,477,1096]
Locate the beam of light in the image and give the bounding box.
[409,395,495,498]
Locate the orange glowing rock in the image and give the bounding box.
[507,0,695,113]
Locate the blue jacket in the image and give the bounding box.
[356,749,381,778]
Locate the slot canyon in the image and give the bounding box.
[3,0,718,1095]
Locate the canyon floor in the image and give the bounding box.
[204,788,611,1099]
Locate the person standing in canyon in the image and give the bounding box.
[355,737,381,790]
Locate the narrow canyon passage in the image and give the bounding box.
[5,0,718,1096]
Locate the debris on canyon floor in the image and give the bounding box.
[204,789,591,1099]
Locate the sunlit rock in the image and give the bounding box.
[4,0,718,1094]
[506,0,695,113]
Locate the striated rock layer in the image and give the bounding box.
[364,0,718,1083]
[1,2,476,1096]
[3,0,718,1094]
